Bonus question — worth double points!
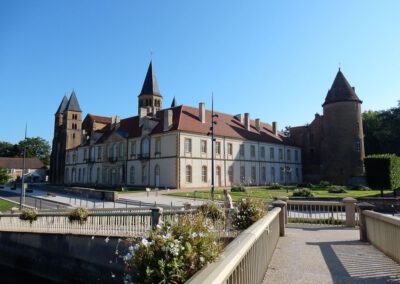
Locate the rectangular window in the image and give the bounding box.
[202,166,207,183]
[240,144,244,157]
[185,138,192,153]
[287,149,291,161]
[131,142,136,157]
[250,145,256,158]
[216,141,221,155]
[271,167,275,182]
[240,166,245,182]
[261,147,265,160]
[270,147,275,160]
[355,140,361,153]
[228,166,233,183]
[201,140,207,153]
[251,166,256,183]
[186,165,192,183]
[142,165,147,184]
[279,149,283,161]
[295,150,299,162]
[119,142,124,159]
[155,138,161,154]
[280,167,284,182]
[262,166,266,182]
[228,143,233,155]
[84,149,88,160]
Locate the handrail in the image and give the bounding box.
[187,207,281,284]
[287,200,344,206]
[363,210,400,227]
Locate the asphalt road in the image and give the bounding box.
[0,190,64,210]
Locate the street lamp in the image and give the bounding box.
[207,93,218,200]
[19,124,27,209]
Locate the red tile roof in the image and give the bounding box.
[87,114,112,124]
[88,105,294,146]
[0,157,44,169]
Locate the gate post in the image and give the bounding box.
[342,197,357,227]
[272,200,287,236]
[151,207,163,229]
[357,202,375,241]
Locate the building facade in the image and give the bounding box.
[52,62,302,189]
[0,157,46,182]
[290,69,365,185]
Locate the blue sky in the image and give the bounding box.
[1,1,399,144]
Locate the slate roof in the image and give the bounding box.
[65,90,82,112]
[323,70,362,106]
[55,95,68,114]
[0,157,44,169]
[138,61,161,97]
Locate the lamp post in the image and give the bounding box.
[19,124,27,209]
[208,93,218,200]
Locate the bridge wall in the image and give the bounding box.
[0,232,125,283]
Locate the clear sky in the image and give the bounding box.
[1,0,399,144]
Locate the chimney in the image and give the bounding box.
[255,118,261,132]
[164,109,173,131]
[272,121,278,136]
[244,113,250,130]
[199,103,205,123]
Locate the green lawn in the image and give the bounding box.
[166,187,393,202]
[0,199,16,212]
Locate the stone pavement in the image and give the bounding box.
[264,224,400,283]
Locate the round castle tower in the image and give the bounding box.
[321,69,365,184]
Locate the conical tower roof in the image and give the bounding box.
[138,61,161,97]
[65,90,82,112]
[323,69,362,106]
[55,95,68,114]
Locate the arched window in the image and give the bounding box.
[228,166,233,183]
[141,137,150,158]
[154,165,160,186]
[202,166,207,183]
[119,142,124,159]
[186,165,192,183]
[130,166,135,184]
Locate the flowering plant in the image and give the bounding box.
[198,202,225,221]
[232,198,266,230]
[68,207,89,224]
[19,208,38,223]
[123,214,221,283]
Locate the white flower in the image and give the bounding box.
[134,244,140,251]
[191,232,198,238]
[91,236,95,240]
[141,238,149,246]
[156,224,162,229]
[199,232,205,237]
[199,256,205,263]
[105,237,110,243]
[115,250,119,255]
[123,253,133,261]
[118,238,122,243]
[128,245,134,252]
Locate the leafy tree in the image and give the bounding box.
[0,168,11,184]
[282,126,291,137]
[18,137,51,167]
[0,141,19,157]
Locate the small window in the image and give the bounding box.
[113,144,117,159]
[287,149,291,161]
[262,166,266,182]
[228,143,233,155]
[251,166,256,183]
[186,165,192,183]
[250,145,256,158]
[201,140,207,154]
[98,147,102,160]
[240,166,245,182]
[228,166,233,183]
[216,141,221,155]
[240,145,244,157]
[155,138,161,154]
[131,142,136,157]
[271,167,276,182]
[185,138,192,153]
[261,147,265,159]
[202,166,207,183]
[279,149,283,161]
[270,147,275,160]
[119,142,124,159]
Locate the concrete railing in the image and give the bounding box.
[284,197,358,227]
[187,207,282,284]
[359,205,400,263]
[0,208,198,237]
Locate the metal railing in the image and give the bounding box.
[187,207,281,284]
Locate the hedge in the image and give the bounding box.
[364,154,400,189]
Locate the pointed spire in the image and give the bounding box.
[65,90,82,112]
[322,69,362,106]
[139,61,161,97]
[55,95,68,114]
[171,96,176,107]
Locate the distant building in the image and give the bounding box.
[50,61,302,188]
[0,157,46,182]
[291,69,365,185]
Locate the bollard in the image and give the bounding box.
[272,200,287,236]
[357,202,375,242]
[342,197,357,227]
[151,207,163,229]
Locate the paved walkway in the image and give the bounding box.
[264,225,400,283]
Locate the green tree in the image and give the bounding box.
[0,141,19,157]
[0,168,10,184]
[18,137,51,167]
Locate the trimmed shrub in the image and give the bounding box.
[231,185,246,192]
[19,208,38,223]
[232,198,266,230]
[124,214,221,283]
[198,202,225,221]
[327,186,347,194]
[269,183,281,189]
[292,188,314,197]
[68,207,89,224]
[319,180,331,187]
[365,154,400,189]
[351,185,371,191]
[297,183,313,188]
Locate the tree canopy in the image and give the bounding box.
[0,137,51,167]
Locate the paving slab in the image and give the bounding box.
[264,224,400,283]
